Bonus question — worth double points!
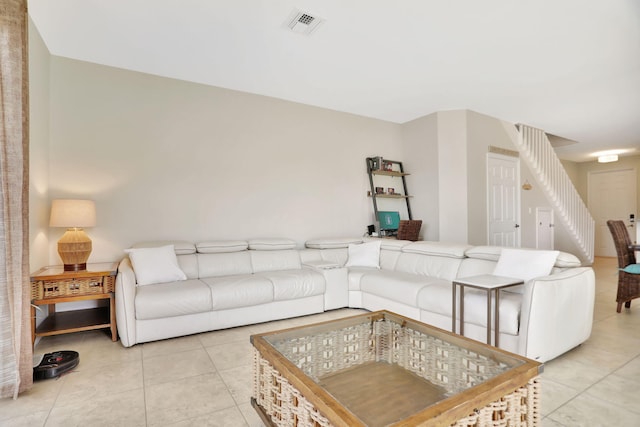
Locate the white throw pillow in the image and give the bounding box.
[493,248,559,281]
[345,240,381,268]
[124,245,187,286]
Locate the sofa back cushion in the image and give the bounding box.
[250,249,301,273]
[299,248,348,266]
[392,241,469,281]
[197,252,253,277]
[196,240,248,253]
[394,253,463,281]
[465,246,581,268]
[177,254,199,279]
[457,258,497,278]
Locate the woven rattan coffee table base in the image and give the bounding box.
[252,350,540,427]
[251,311,541,427]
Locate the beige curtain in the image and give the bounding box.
[0,0,32,399]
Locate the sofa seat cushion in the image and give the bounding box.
[201,275,273,310]
[258,270,325,301]
[417,283,521,335]
[415,281,457,317]
[135,279,212,320]
[360,270,436,306]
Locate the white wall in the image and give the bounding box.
[28,18,50,271]
[32,56,606,265]
[436,111,468,243]
[401,113,439,241]
[47,57,404,263]
[466,111,522,245]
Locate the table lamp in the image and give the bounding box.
[49,199,96,271]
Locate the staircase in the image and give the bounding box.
[514,124,595,263]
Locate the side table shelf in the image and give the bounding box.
[31,262,119,346]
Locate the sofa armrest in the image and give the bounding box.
[115,257,137,347]
[518,267,595,362]
[303,262,348,310]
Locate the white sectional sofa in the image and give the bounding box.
[115,237,595,362]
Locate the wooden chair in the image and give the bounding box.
[606,220,640,312]
[396,220,422,241]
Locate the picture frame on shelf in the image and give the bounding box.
[388,188,395,195]
[383,161,393,172]
[375,187,384,195]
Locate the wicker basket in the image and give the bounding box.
[397,219,422,241]
[31,275,115,300]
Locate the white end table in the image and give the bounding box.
[452,274,524,347]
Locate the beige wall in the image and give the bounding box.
[28,18,50,271]
[436,111,468,243]
[31,54,625,265]
[401,112,439,241]
[466,111,522,245]
[46,57,404,263]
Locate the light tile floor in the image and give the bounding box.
[1,257,637,426]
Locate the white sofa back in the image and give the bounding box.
[130,238,303,281]
[301,238,583,280]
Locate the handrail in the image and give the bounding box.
[515,125,595,263]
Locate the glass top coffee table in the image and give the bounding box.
[251,310,542,427]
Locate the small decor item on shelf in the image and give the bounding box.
[375,187,385,195]
[383,161,393,171]
[370,156,384,171]
[388,188,395,195]
[375,156,384,170]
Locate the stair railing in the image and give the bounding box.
[515,124,595,263]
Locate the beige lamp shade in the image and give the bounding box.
[50,199,96,271]
[49,199,96,227]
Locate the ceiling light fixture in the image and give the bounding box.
[598,154,619,163]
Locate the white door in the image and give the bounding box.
[588,168,637,257]
[487,154,521,246]
[536,207,554,250]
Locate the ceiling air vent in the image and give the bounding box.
[286,10,324,35]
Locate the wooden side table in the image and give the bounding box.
[31,262,119,346]
[452,274,524,347]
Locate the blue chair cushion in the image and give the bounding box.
[622,264,640,274]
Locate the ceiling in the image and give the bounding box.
[28,0,640,162]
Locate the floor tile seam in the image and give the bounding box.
[601,356,640,384]
[141,356,150,427]
[580,387,640,416]
[159,405,248,427]
[203,343,235,372]
[580,390,640,416]
[217,366,253,407]
[145,400,241,427]
[141,344,209,361]
[54,382,146,407]
[547,368,640,418]
[143,370,222,389]
[68,356,144,376]
[0,409,49,426]
[40,375,72,426]
[548,353,635,381]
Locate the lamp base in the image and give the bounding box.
[63,263,87,272]
[58,228,92,271]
